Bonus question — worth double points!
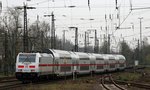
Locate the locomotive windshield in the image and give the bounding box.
[18,54,36,62]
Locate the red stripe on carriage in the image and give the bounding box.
[39,64,56,66]
[39,63,126,67]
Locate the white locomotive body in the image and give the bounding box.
[15,49,126,82]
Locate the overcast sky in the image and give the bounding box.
[1,0,150,51]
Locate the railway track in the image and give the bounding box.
[0,76,15,81]
[0,82,23,90]
[0,76,64,90]
[0,77,23,90]
[1,72,150,90]
[0,79,18,83]
[0,79,23,90]
[0,79,51,90]
[100,76,110,90]
[100,75,126,90]
[114,80,150,89]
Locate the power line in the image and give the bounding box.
[116,10,132,29]
[132,7,150,10]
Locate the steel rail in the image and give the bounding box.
[0,79,18,83]
[114,80,150,89]
[0,83,23,90]
[0,76,15,81]
[108,75,126,90]
[100,76,111,90]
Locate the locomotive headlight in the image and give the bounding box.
[29,65,35,68]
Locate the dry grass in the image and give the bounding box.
[26,83,93,90]
[114,72,141,81]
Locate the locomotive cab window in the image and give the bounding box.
[18,54,36,62]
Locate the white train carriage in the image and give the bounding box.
[38,53,54,76]
[92,54,105,73]
[107,55,117,71]
[88,53,96,73]
[75,52,91,74]
[49,49,75,76]
[115,55,126,70]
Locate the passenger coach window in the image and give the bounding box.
[59,54,72,60]
[60,57,72,59]
[109,57,115,60]
[79,57,89,60]
[96,57,104,60]
[79,55,89,60]
[19,54,36,62]
[119,57,125,60]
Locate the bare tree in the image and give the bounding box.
[1,7,22,75]
[29,21,50,51]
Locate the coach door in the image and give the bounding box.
[104,56,109,71]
